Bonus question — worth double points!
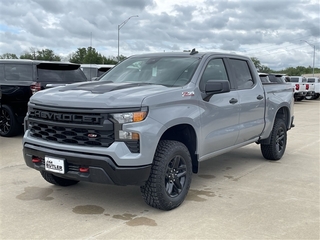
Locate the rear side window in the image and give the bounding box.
[229,59,254,90]
[4,64,33,81]
[308,78,315,82]
[37,64,87,83]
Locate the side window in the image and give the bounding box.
[199,58,228,91]
[4,64,33,81]
[229,59,254,90]
[0,64,4,80]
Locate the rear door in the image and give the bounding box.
[226,58,265,144]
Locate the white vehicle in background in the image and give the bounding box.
[81,64,115,81]
[289,76,308,101]
[306,77,320,100]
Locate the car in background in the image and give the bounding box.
[268,73,287,83]
[0,59,87,137]
[306,77,320,100]
[258,72,271,83]
[288,76,308,101]
[81,64,115,81]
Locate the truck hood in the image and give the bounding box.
[30,81,172,108]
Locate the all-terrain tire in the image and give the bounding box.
[261,118,287,161]
[140,140,192,211]
[0,104,22,137]
[40,171,79,186]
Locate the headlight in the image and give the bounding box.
[111,111,147,124]
[111,110,148,140]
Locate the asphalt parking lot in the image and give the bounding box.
[0,99,319,239]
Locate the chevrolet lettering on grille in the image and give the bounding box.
[30,110,102,124]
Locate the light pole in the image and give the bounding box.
[301,40,316,76]
[118,15,138,62]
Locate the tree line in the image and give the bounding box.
[0,47,318,76]
[0,47,120,64]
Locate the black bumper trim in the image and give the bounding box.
[23,143,151,186]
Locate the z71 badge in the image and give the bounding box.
[182,91,195,97]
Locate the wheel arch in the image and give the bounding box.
[260,106,290,145]
[159,123,198,173]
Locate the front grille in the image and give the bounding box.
[30,121,114,147]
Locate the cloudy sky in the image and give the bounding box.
[0,0,319,70]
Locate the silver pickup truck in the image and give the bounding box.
[23,51,294,210]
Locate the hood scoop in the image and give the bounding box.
[59,81,152,94]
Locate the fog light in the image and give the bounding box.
[119,131,140,140]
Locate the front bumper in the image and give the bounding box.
[23,143,151,186]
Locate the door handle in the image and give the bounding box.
[257,95,264,100]
[229,98,238,104]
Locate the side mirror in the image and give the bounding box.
[205,80,230,94]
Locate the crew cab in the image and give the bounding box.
[0,59,87,137]
[23,51,294,210]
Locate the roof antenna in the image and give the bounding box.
[190,48,198,55]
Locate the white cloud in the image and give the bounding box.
[0,0,319,70]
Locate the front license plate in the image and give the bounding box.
[45,156,65,174]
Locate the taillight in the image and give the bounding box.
[30,82,41,95]
[306,84,309,90]
[295,84,299,90]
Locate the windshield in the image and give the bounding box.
[99,56,200,87]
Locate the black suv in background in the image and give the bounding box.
[0,59,87,137]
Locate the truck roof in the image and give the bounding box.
[129,51,245,59]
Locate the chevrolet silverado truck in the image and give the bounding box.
[23,51,294,210]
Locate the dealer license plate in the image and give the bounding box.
[45,156,65,174]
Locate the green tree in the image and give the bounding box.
[251,57,262,71]
[20,48,61,61]
[36,49,61,61]
[250,57,271,73]
[103,56,118,64]
[69,47,109,64]
[0,53,18,59]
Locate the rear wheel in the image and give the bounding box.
[261,118,287,161]
[313,93,320,99]
[0,105,22,137]
[40,171,79,186]
[140,140,192,210]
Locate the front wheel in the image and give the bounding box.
[261,118,287,161]
[40,171,79,186]
[140,140,192,210]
